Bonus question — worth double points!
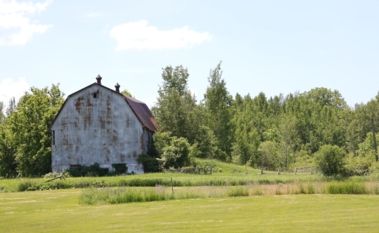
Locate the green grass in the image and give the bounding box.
[327,182,368,194]
[75,180,379,205]
[0,159,321,192]
[1,190,379,233]
[1,159,379,194]
[79,186,253,205]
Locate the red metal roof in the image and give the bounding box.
[124,96,158,132]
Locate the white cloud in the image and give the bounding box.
[110,20,212,50]
[0,0,52,46]
[0,78,29,110]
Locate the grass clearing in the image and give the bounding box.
[1,190,379,233]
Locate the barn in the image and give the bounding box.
[51,75,157,174]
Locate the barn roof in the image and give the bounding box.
[52,80,158,132]
[124,96,158,132]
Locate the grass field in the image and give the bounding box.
[1,189,379,233]
[1,160,379,232]
[0,159,323,192]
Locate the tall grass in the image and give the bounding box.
[80,186,254,205]
[327,182,368,194]
[80,188,183,205]
[0,172,321,192]
[227,187,249,197]
[79,181,379,205]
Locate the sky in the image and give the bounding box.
[0,0,379,110]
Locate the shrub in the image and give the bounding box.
[344,154,373,176]
[161,137,191,169]
[17,181,38,191]
[67,163,109,177]
[316,145,346,177]
[112,163,128,175]
[137,154,161,172]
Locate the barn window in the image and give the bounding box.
[93,92,98,98]
[52,130,55,145]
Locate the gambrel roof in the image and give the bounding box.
[52,81,158,132]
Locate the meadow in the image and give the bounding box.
[2,159,379,232]
[1,190,379,233]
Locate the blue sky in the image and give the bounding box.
[0,0,379,109]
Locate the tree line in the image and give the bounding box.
[152,63,379,176]
[0,63,378,177]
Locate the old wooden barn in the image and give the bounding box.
[51,76,157,174]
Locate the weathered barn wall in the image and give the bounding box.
[52,85,146,173]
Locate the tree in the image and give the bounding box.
[365,97,379,161]
[7,85,64,176]
[278,114,299,169]
[204,62,233,158]
[154,65,199,143]
[6,97,16,116]
[0,102,5,123]
[258,141,281,170]
[0,123,17,177]
[316,145,346,177]
[192,125,218,159]
[121,89,133,97]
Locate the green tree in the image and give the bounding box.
[0,123,17,177]
[7,85,64,176]
[0,102,5,123]
[316,145,346,177]
[154,65,199,143]
[192,125,218,159]
[278,114,299,169]
[258,141,281,170]
[204,63,233,158]
[365,97,379,161]
[6,97,16,116]
[121,89,133,97]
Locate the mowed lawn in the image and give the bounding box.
[1,190,379,233]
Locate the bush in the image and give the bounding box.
[344,154,373,176]
[67,163,109,177]
[161,137,191,169]
[112,164,128,175]
[316,145,346,177]
[138,154,161,172]
[18,181,38,191]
